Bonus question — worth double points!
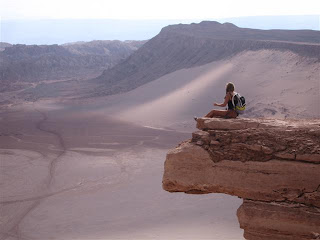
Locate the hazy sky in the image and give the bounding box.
[1,0,319,20]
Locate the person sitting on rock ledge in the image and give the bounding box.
[195,82,238,120]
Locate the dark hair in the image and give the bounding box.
[226,82,235,93]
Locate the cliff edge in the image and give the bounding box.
[162,118,320,240]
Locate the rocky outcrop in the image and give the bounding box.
[162,118,320,240]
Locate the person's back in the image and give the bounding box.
[227,92,236,111]
[203,82,238,119]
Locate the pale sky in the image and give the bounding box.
[0,0,319,20]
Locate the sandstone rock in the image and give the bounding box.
[196,118,258,130]
[163,142,214,194]
[192,130,210,144]
[296,154,320,163]
[237,200,320,240]
[210,140,220,145]
[261,146,274,154]
[163,141,320,205]
[274,152,295,160]
[163,118,320,240]
[245,144,262,152]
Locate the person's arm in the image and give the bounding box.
[214,94,230,107]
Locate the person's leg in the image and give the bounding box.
[205,109,238,118]
[225,110,238,118]
[205,109,229,118]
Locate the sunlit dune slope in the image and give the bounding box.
[92,49,319,131]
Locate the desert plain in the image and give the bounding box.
[0,96,243,239]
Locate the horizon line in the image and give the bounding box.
[1,14,319,21]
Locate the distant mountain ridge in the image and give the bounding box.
[2,16,319,45]
[160,21,320,43]
[0,40,146,92]
[93,21,320,96]
[62,40,146,56]
[0,42,12,51]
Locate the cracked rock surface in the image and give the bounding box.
[163,117,320,240]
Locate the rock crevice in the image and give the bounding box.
[162,118,320,240]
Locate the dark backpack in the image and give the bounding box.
[232,92,246,114]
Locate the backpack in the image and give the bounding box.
[232,92,246,114]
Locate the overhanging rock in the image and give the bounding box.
[162,117,320,240]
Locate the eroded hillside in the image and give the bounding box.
[0,40,146,92]
[93,21,320,96]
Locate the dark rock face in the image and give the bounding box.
[162,118,320,240]
[94,21,320,96]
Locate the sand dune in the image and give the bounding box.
[81,49,319,131]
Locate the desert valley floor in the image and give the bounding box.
[0,99,243,240]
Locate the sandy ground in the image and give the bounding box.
[72,50,319,131]
[1,49,319,240]
[0,101,243,240]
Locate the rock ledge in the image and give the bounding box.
[163,118,320,240]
